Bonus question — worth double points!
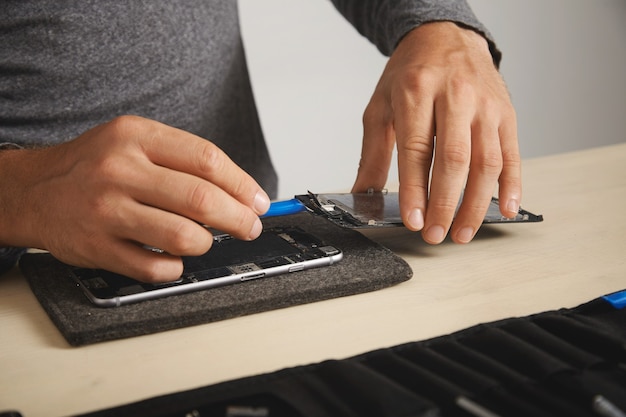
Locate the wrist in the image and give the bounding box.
[399,21,497,67]
[0,147,47,248]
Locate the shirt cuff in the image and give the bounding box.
[0,247,27,275]
[0,142,24,150]
[1,144,28,274]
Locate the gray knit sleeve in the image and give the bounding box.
[329,0,502,66]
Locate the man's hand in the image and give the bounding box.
[352,21,522,244]
[0,116,270,282]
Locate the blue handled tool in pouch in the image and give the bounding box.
[603,290,626,309]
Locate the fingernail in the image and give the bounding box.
[425,225,446,244]
[507,199,520,216]
[254,191,271,214]
[248,218,263,240]
[407,208,424,231]
[456,226,474,244]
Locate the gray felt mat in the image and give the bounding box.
[18,212,412,346]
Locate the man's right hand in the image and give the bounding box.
[0,115,270,282]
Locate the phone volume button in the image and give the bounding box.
[288,264,304,273]
[240,272,265,281]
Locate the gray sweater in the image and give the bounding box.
[0,0,497,273]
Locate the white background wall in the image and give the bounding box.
[239,1,626,199]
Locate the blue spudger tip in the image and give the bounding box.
[262,198,307,218]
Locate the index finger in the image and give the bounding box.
[122,116,270,215]
[394,84,436,233]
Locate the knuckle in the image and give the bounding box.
[77,177,123,223]
[229,176,250,201]
[362,100,386,126]
[399,68,436,93]
[447,75,475,101]
[439,142,470,168]
[389,70,436,110]
[135,260,182,283]
[81,166,130,220]
[196,142,224,176]
[92,153,127,181]
[501,147,521,168]
[167,221,199,254]
[429,196,461,213]
[499,166,522,191]
[400,135,434,164]
[135,263,163,283]
[502,105,518,124]
[501,177,522,192]
[186,181,214,214]
[476,96,499,116]
[472,151,503,175]
[459,198,489,215]
[89,194,118,222]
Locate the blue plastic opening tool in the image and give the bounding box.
[262,198,307,218]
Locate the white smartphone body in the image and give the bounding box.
[71,226,342,307]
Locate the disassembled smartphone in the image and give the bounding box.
[294,190,543,229]
[72,227,342,307]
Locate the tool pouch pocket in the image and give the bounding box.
[78,293,626,417]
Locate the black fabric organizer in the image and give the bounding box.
[18,212,413,346]
[75,293,626,417]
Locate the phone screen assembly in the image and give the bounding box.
[295,191,543,229]
[72,227,342,307]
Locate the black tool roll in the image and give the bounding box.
[76,290,626,417]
